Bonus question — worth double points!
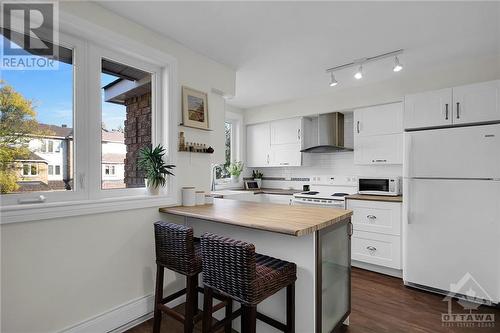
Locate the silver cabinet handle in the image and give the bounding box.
[367,214,377,220]
[456,102,460,119]
[18,195,46,204]
[279,162,289,166]
[445,103,449,120]
[357,121,360,133]
[297,128,301,140]
[372,159,387,163]
[366,246,377,252]
[266,154,269,164]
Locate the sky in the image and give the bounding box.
[1,36,126,131]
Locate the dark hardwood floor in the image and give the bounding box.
[127,267,499,333]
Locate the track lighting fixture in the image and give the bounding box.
[354,65,363,80]
[325,49,404,86]
[329,72,338,87]
[393,56,403,72]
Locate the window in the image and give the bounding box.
[216,122,232,180]
[0,21,172,216]
[100,58,152,190]
[0,32,74,197]
[22,164,38,176]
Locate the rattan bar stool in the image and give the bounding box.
[153,222,232,333]
[201,233,297,333]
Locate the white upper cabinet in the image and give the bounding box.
[404,80,500,130]
[404,88,452,129]
[270,117,302,145]
[246,117,303,167]
[354,103,403,165]
[355,103,403,136]
[453,80,500,125]
[246,123,271,167]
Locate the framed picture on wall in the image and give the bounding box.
[182,86,209,130]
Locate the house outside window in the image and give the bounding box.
[48,165,54,175]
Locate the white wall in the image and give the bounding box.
[1,2,235,333]
[244,54,500,124]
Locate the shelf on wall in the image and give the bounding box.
[178,150,214,154]
[178,124,213,131]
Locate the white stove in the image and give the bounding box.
[291,175,357,208]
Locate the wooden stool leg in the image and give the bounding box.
[184,275,197,333]
[153,264,164,333]
[286,282,295,333]
[224,297,233,333]
[202,287,214,333]
[241,305,257,333]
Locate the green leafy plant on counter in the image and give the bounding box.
[226,161,244,177]
[138,144,175,189]
[252,170,263,179]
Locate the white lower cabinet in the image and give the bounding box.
[347,199,402,270]
[259,193,293,205]
[351,231,401,269]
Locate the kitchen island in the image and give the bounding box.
[159,199,353,333]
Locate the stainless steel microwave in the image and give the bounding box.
[358,177,401,196]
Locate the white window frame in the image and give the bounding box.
[1,11,179,224]
[22,163,38,177]
[48,165,54,175]
[55,165,61,176]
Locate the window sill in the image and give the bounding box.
[1,194,177,225]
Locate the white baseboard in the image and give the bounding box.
[58,294,155,333]
[352,260,403,278]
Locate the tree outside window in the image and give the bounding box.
[216,122,232,179]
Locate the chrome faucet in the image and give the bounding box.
[210,164,219,191]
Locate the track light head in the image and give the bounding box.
[393,56,403,72]
[354,65,363,80]
[329,72,338,87]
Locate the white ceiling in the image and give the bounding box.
[97,1,500,109]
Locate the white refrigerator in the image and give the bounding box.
[403,123,500,304]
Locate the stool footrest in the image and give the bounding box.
[210,308,242,333]
[257,312,287,332]
[161,288,186,304]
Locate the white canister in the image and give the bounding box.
[195,191,205,205]
[182,187,196,206]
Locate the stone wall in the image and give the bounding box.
[124,93,151,188]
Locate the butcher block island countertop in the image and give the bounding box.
[159,198,352,236]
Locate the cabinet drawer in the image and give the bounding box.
[352,231,401,269]
[347,200,401,235]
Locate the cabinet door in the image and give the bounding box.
[453,80,500,125]
[354,134,403,165]
[246,123,270,167]
[404,88,452,129]
[354,103,403,137]
[270,144,301,166]
[270,117,302,145]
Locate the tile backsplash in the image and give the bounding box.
[247,151,402,189]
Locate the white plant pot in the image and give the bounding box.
[254,178,262,188]
[231,175,239,183]
[145,180,160,195]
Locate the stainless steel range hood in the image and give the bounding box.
[301,112,353,153]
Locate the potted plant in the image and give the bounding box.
[226,161,244,183]
[252,169,263,188]
[138,144,175,195]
